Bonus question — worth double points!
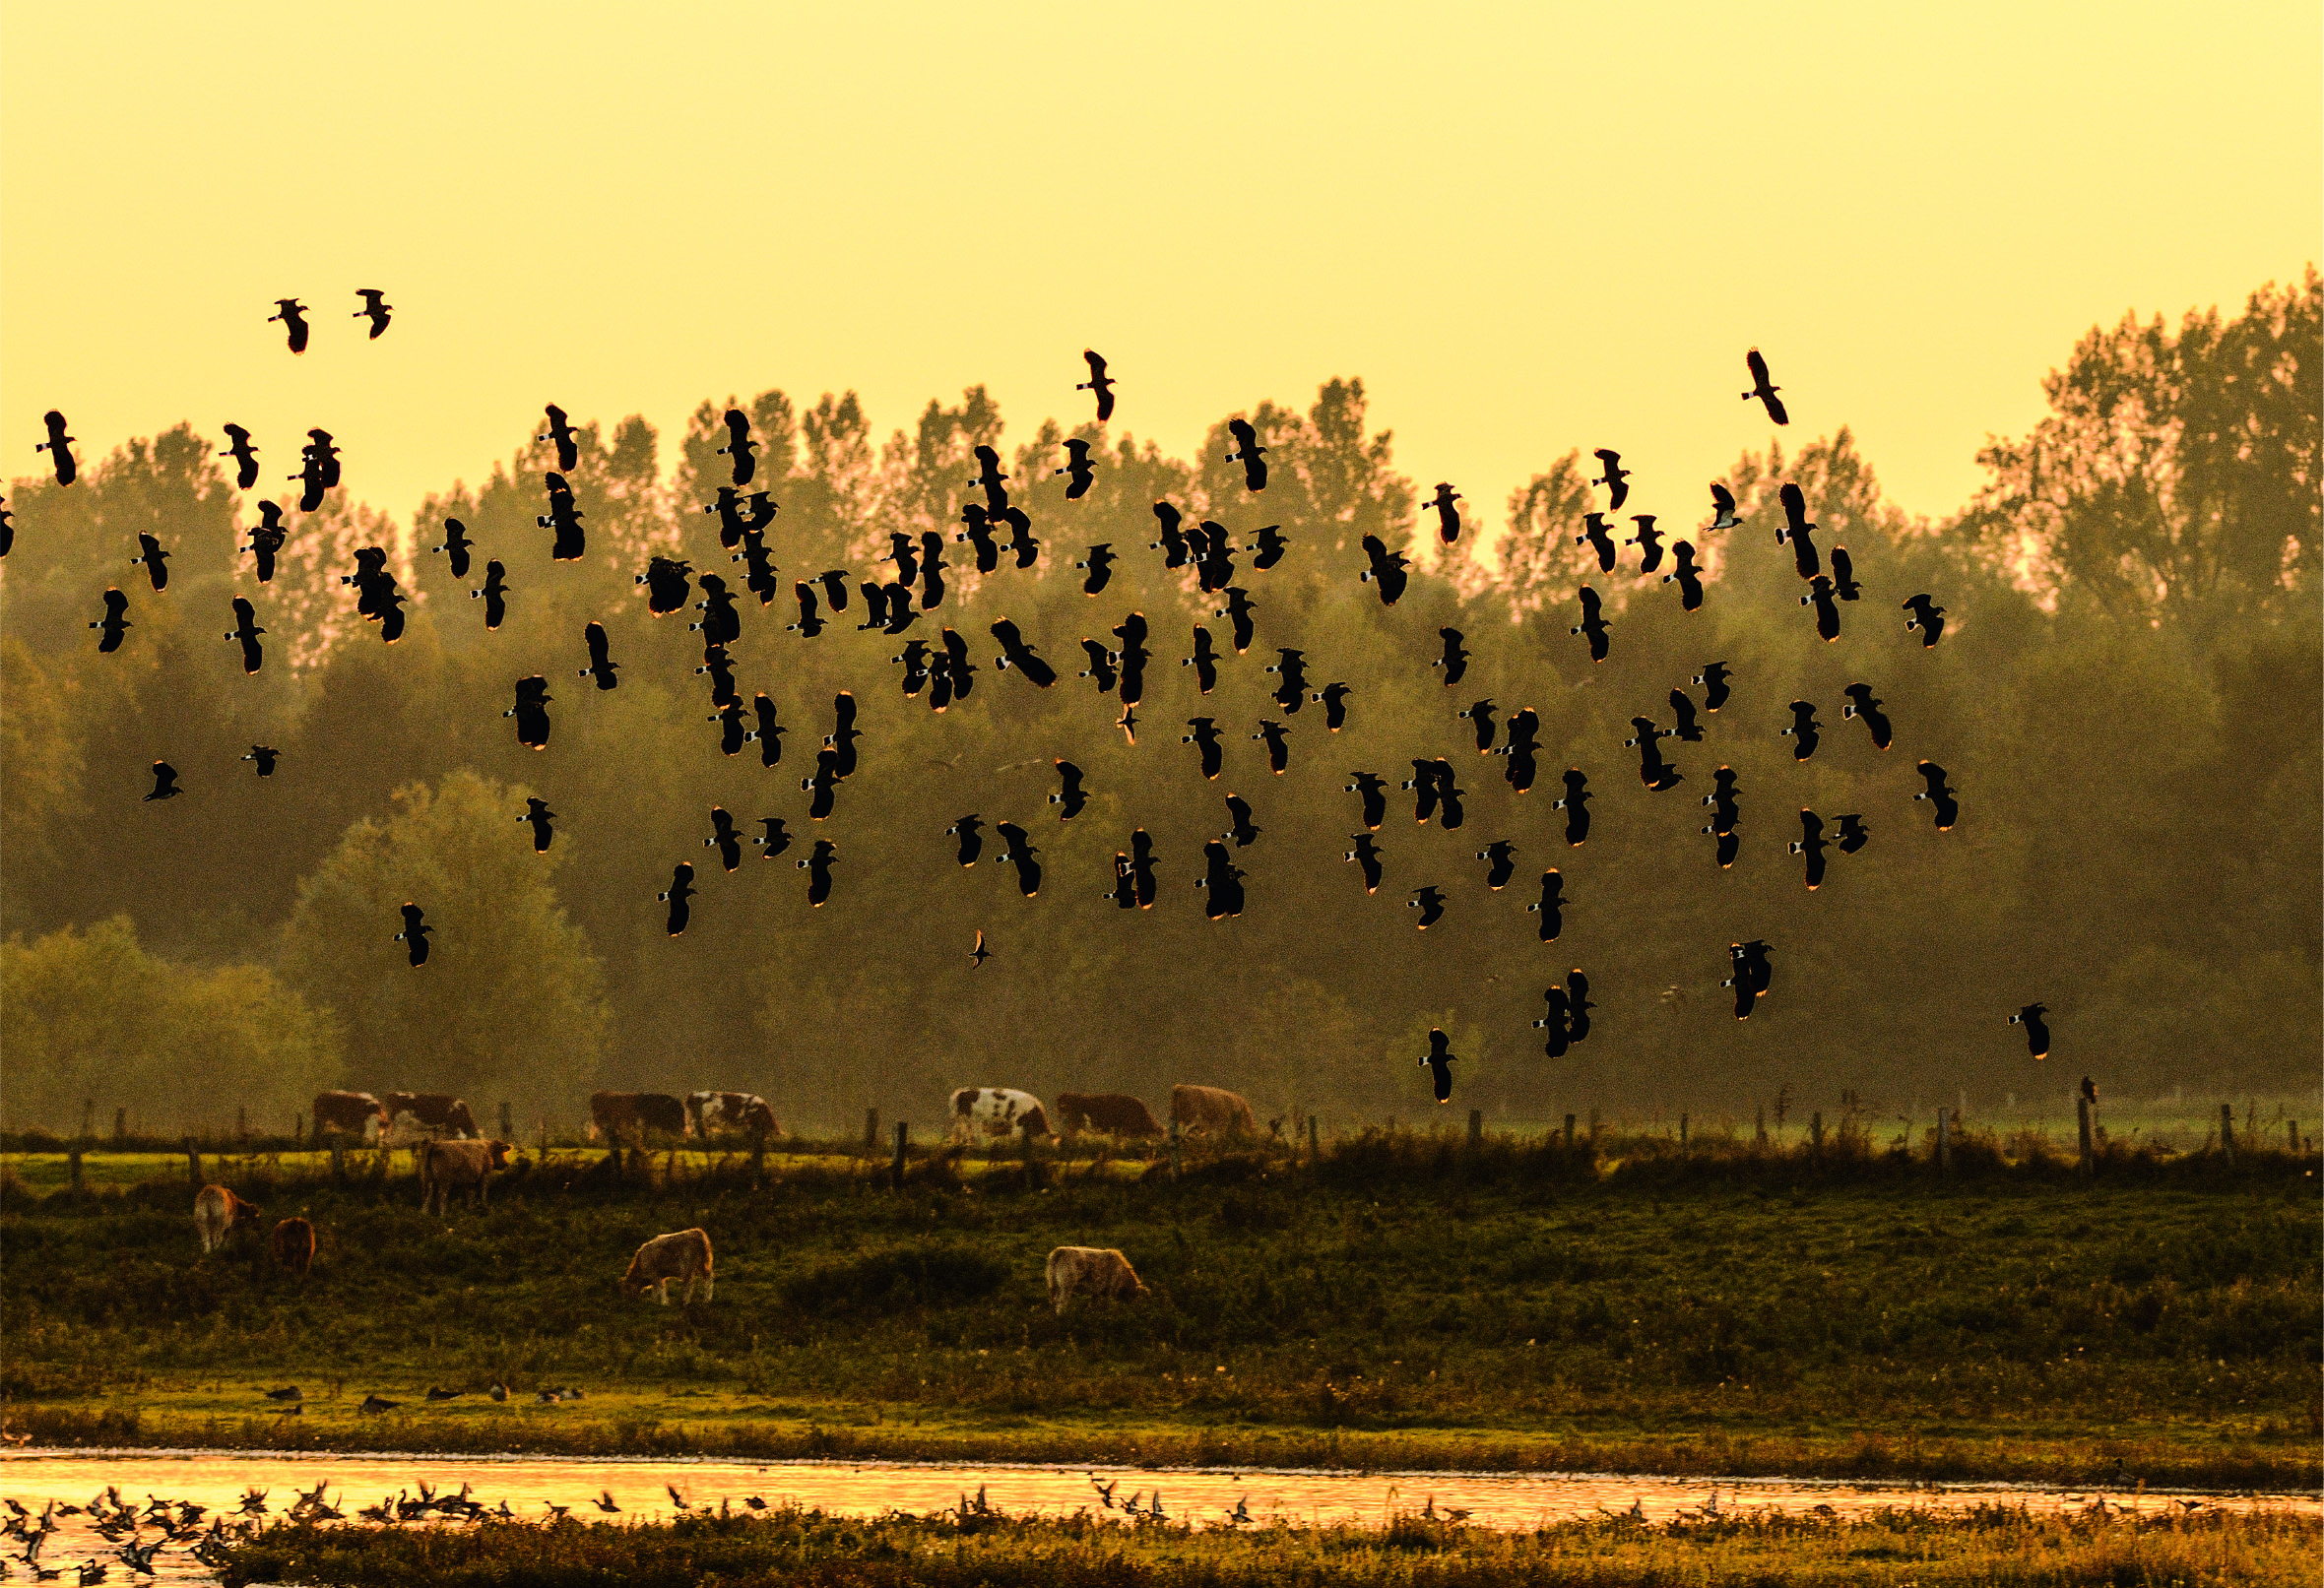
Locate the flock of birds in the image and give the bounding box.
[11,293,2064,1112]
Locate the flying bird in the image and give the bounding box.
[1224,418,1267,491]
[220,423,260,489]
[1075,542,1115,596]
[1194,840,1246,920]
[1694,661,1731,711]
[1247,523,1289,570]
[1830,545,1861,601]
[354,288,392,338]
[705,806,743,872]
[1528,868,1564,941]
[1706,480,1743,531]
[579,622,619,690]
[659,863,698,936]
[432,516,474,580]
[540,405,580,471]
[91,587,131,653]
[475,559,510,629]
[1591,449,1632,510]
[1183,718,1224,780]
[520,797,556,854]
[268,298,310,353]
[1790,809,1829,889]
[1903,594,1946,647]
[1050,760,1087,820]
[1434,626,1469,687]
[1780,700,1820,761]
[1407,885,1447,929]
[1458,698,1498,753]
[1555,769,1592,845]
[1077,349,1116,421]
[1183,624,1220,693]
[992,618,1058,686]
[718,409,757,486]
[144,760,182,801]
[1344,833,1384,893]
[1840,683,1891,748]
[1775,483,1820,578]
[1417,1029,1455,1103]
[1056,438,1097,499]
[242,744,280,777]
[225,597,265,673]
[1478,839,1517,890]
[1345,771,1388,830]
[393,903,432,967]
[506,676,552,749]
[1358,534,1410,605]
[1836,812,1869,855]
[2009,1002,2051,1059]
[996,822,1043,897]
[1742,349,1787,423]
[1254,719,1291,774]
[947,814,986,867]
[1576,513,1618,573]
[1571,586,1611,663]
[752,816,792,859]
[1625,515,1665,573]
[1425,483,1462,544]
[639,556,693,617]
[1914,761,1960,829]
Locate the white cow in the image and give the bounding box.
[949,1087,1051,1146]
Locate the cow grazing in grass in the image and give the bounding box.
[1171,1084,1259,1139]
[589,1091,688,1146]
[383,1092,478,1145]
[270,1217,316,1275]
[193,1184,260,1253]
[1055,1093,1163,1140]
[312,1090,389,1143]
[420,1139,513,1215]
[1046,1246,1149,1314]
[684,1091,780,1141]
[622,1228,714,1304]
[949,1087,1051,1145]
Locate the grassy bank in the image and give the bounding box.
[6,1129,2317,1490]
[215,1505,2323,1588]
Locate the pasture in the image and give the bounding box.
[3,1125,2316,1491]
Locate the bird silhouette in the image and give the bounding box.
[1835,812,1869,855]
[1706,480,1743,531]
[1694,661,1731,711]
[1779,700,1820,761]
[1056,437,1097,499]
[1478,839,1517,890]
[34,410,80,486]
[1264,645,1306,710]
[539,404,580,471]
[1075,542,1115,597]
[710,698,748,756]
[1742,349,1787,423]
[639,556,693,617]
[91,588,131,653]
[1903,594,1946,647]
[1801,574,1841,640]
[1914,761,1960,830]
[144,760,181,801]
[1571,586,1612,663]
[1499,708,1541,793]
[1004,506,1041,571]
[802,747,842,819]
[1577,512,1618,573]
[996,822,1043,897]
[1077,349,1116,421]
[220,422,260,489]
[1403,758,1443,824]
[354,288,392,338]
[1702,765,1741,832]
[1565,970,1595,1043]
[1528,868,1564,941]
[1417,1028,1455,1103]
[1254,719,1291,774]
[1840,683,1891,748]
[798,840,838,908]
[224,597,265,673]
[1035,760,1086,823]
[704,485,747,549]
[1790,809,1830,889]
[659,863,697,936]
[947,814,986,867]
[1358,534,1410,605]
[788,582,826,638]
[1247,523,1289,571]
[1129,827,1158,907]
[706,806,744,872]
[969,929,992,968]
[520,796,556,854]
[1315,680,1354,731]
[578,621,620,690]
[268,299,309,353]
[1535,985,1572,1056]
[1555,769,1592,846]
[1214,587,1258,654]
[733,530,781,605]
[970,445,1010,516]
[753,816,792,859]
[992,618,1058,686]
[1777,483,1820,578]
[1830,545,1861,601]
[1665,687,1705,743]
[1433,626,1469,687]
[1408,885,1448,929]
[823,692,861,779]
[1224,418,1267,491]
[431,516,474,580]
[394,903,432,967]
[1183,624,1220,693]
[719,409,757,486]
[1183,718,1224,780]
[1458,697,1498,752]
[1345,771,1388,830]
[2010,1002,2051,1059]
[506,676,552,748]
[1626,717,1682,792]
[474,559,510,629]
[690,574,742,646]
[1075,637,1116,695]
[1721,940,1772,1019]
[694,645,739,710]
[1344,833,1384,893]
[242,744,280,777]
[1591,449,1632,510]
[1626,515,1666,573]
[1425,483,1463,544]
[1192,519,1236,591]
[290,431,335,510]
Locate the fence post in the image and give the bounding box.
[81,1099,95,1143]
[1467,1109,1482,1148]
[498,1103,514,1141]
[114,1108,127,1145]
[1936,1109,1950,1176]
[1810,1112,1824,1156]
[1563,1114,1577,1150]
[2076,1096,2094,1178]
[69,1148,84,1193]
[1679,1113,1689,1149]
[1308,1113,1321,1168]
[2292,1120,2301,1156]
[2219,1104,2235,1166]
[867,1109,880,1154]
[890,1121,907,1190]
[184,1138,202,1186]
[331,1138,346,1183]
[1169,1119,1182,1179]
[750,1125,767,1184]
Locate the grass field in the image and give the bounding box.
[4,1127,2317,1490]
[213,1504,2323,1588]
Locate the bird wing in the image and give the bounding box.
[1746,349,1771,387]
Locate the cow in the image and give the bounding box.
[684,1091,780,1141]
[1054,1092,1163,1140]
[383,1092,478,1145]
[1172,1084,1259,1140]
[420,1138,513,1216]
[312,1090,389,1144]
[193,1184,261,1253]
[949,1087,1051,1146]
[269,1217,316,1275]
[1046,1246,1149,1315]
[588,1091,689,1146]
[621,1228,714,1304]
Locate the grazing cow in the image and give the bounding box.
[269,1217,316,1275]
[1171,1084,1259,1139]
[949,1087,1051,1145]
[383,1092,478,1145]
[1046,1246,1149,1314]
[588,1091,689,1146]
[193,1184,261,1253]
[622,1228,714,1304]
[1054,1093,1163,1140]
[684,1091,780,1140]
[420,1138,513,1215]
[311,1090,389,1144]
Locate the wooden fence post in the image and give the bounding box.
[331,1139,346,1183]
[2076,1096,2094,1178]
[867,1109,880,1154]
[1936,1109,1950,1176]
[184,1139,202,1186]
[1810,1112,1824,1156]
[2219,1104,2235,1166]
[1679,1113,1689,1149]
[1563,1114,1577,1150]
[890,1121,907,1190]
[1169,1120,1182,1179]
[499,1103,514,1141]
[113,1108,127,1144]
[1308,1113,1321,1167]
[1467,1110,1482,1148]
[68,1148,84,1193]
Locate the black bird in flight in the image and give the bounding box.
[1344,833,1384,894]
[971,445,1010,516]
[788,581,826,637]
[1359,534,1410,605]
[579,621,619,690]
[1264,645,1306,711]
[1224,418,1267,491]
[639,555,693,617]
[691,573,742,646]
[1213,792,1259,849]
[225,597,265,674]
[719,409,757,486]
[710,697,748,756]
[1408,885,1448,929]
[1345,771,1388,830]
[947,814,986,867]
[894,636,933,696]
[1425,483,1463,544]
[221,423,260,488]
[520,796,556,854]
[1840,683,1891,748]
[1195,839,1247,920]
[475,559,510,629]
[803,747,842,819]
[1076,542,1115,596]
[1742,348,1787,423]
[1315,680,1354,731]
[432,516,474,580]
[1780,699,1821,761]
[1555,768,1592,846]
[745,489,782,538]
[1626,515,1665,573]
[1057,437,1097,498]
[1914,761,1960,830]
[1626,716,1682,793]
[706,806,744,872]
[269,298,310,353]
[1459,697,1498,753]
[734,529,779,603]
[956,504,1001,573]
[748,692,785,766]
[753,816,792,859]
[695,644,739,709]
[1254,719,1291,774]
[1565,970,1595,1043]
[1129,827,1158,908]
[1403,758,1443,825]
[1076,637,1117,694]
[1694,661,1732,711]
[394,903,432,967]
[825,690,861,779]
[506,676,552,749]
[1706,480,1743,531]
[1702,766,1741,836]
[800,841,840,907]
[2009,1002,2051,1060]
[1192,519,1235,591]
[992,618,1058,686]
[1183,718,1224,780]
[1591,449,1631,510]
[889,527,924,585]
[540,404,580,471]
[242,744,280,777]
[1499,708,1540,793]
[1004,506,1041,570]
[1078,349,1116,421]
[1802,574,1840,640]
[354,288,392,339]
[243,499,290,582]
[91,587,131,653]
[1665,687,1704,742]
[1528,868,1564,941]
[1147,500,1188,567]
[145,760,182,801]
[1903,593,1946,648]
[659,863,697,936]
[1219,587,1258,654]
[37,410,78,484]
[1478,839,1517,890]
[996,822,1043,898]
[1434,626,1469,687]
[1790,809,1830,889]
[1535,985,1572,1056]
[705,485,747,549]
[1183,624,1219,693]
[1577,512,1618,573]
[1830,545,1861,601]
[1433,760,1466,830]
[1836,812,1869,855]
[937,626,979,707]
[1417,1029,1455,1104]
[1571,585,1611,663]
[970,929,992,969]
[1722,939,1773,1019]
[1777,482,1820,578]
[1247,523,1289,570]
[1051,759,1087,820]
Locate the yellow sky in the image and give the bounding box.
[3,2,2315,540]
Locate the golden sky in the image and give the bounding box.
[4,2,2316,539]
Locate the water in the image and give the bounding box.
[5,1449,2314,1585]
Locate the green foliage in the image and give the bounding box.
[777,1241,1008,1314]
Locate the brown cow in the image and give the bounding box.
[1055,1093,1163,1140]
[269,1217,316,1275]
[384,1092,479,1144]
[420,1139,513,1215]
[193,1184,260,1253]
[1046,1246,1149,1314]
[312,1091,389,1143]
[621,1228,714,1304]
[1171,1084,1258,1139]
[685,1091,780,1140]
[589,1091,688,1146]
